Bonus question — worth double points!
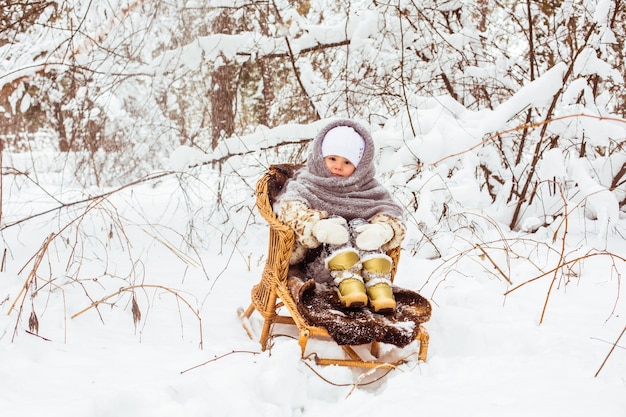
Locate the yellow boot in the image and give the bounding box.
[326,249,367,309]
[362,255,396,314]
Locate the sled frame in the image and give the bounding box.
[239,164,429,369]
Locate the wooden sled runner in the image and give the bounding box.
[239,164,431,369]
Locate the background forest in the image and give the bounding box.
[2,0,625,210]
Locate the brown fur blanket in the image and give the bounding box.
[287,276,431,347]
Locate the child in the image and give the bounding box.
[274,119,406,314]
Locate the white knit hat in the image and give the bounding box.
[321,126,366,167]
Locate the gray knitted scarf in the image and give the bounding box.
[276,119,404,221]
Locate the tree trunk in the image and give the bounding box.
[210,11,236,150]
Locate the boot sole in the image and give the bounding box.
[337,290,367,309]
[343,301,366,309]
[371,306,395,314]
[370,300,396,314]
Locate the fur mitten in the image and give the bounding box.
[355,222,394,251]
[312,217,350,245]
[369,214,406,251]
[276,200,326,248]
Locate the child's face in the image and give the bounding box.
[324,155,356,177]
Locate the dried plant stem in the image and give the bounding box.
[7,233,55,341]
[8,235,52,309]
[345,363,399,398]
[180,350,260,374]
[594,325,626,377]
[300,358,394,389]
[539,183,568,324]
[70,284,204,348]
[0,171,174,231]
[475,244,512,284]
[431,113,626,168]
[504,251,626,295]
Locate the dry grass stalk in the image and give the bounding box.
[475,243,512,284]
[7,233,54,341]
[595,325,626,377]
[71,284,204,348]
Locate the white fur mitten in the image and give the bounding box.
[355,222,394,251]
[312,217,350,245]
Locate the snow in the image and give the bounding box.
[169,146,208,170]
[1,114,625,416]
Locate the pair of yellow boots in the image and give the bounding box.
[326,249,396,314]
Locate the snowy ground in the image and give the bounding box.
[1,149,625,417]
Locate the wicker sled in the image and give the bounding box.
[239,164,431,369]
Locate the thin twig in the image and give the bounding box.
[474,244,513,284]
[430,113,626,168]
[504,251,626,295]
[25,329,52,341]
[594,325,626,377]
[345,364,397,398]
[8,233,54,315]
[180,350,260,374]
[300,358,394,388]
[0,171,174,231]
[71,284,204,348]
[539,182,568,324]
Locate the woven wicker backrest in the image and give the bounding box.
[265,163,303,205]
